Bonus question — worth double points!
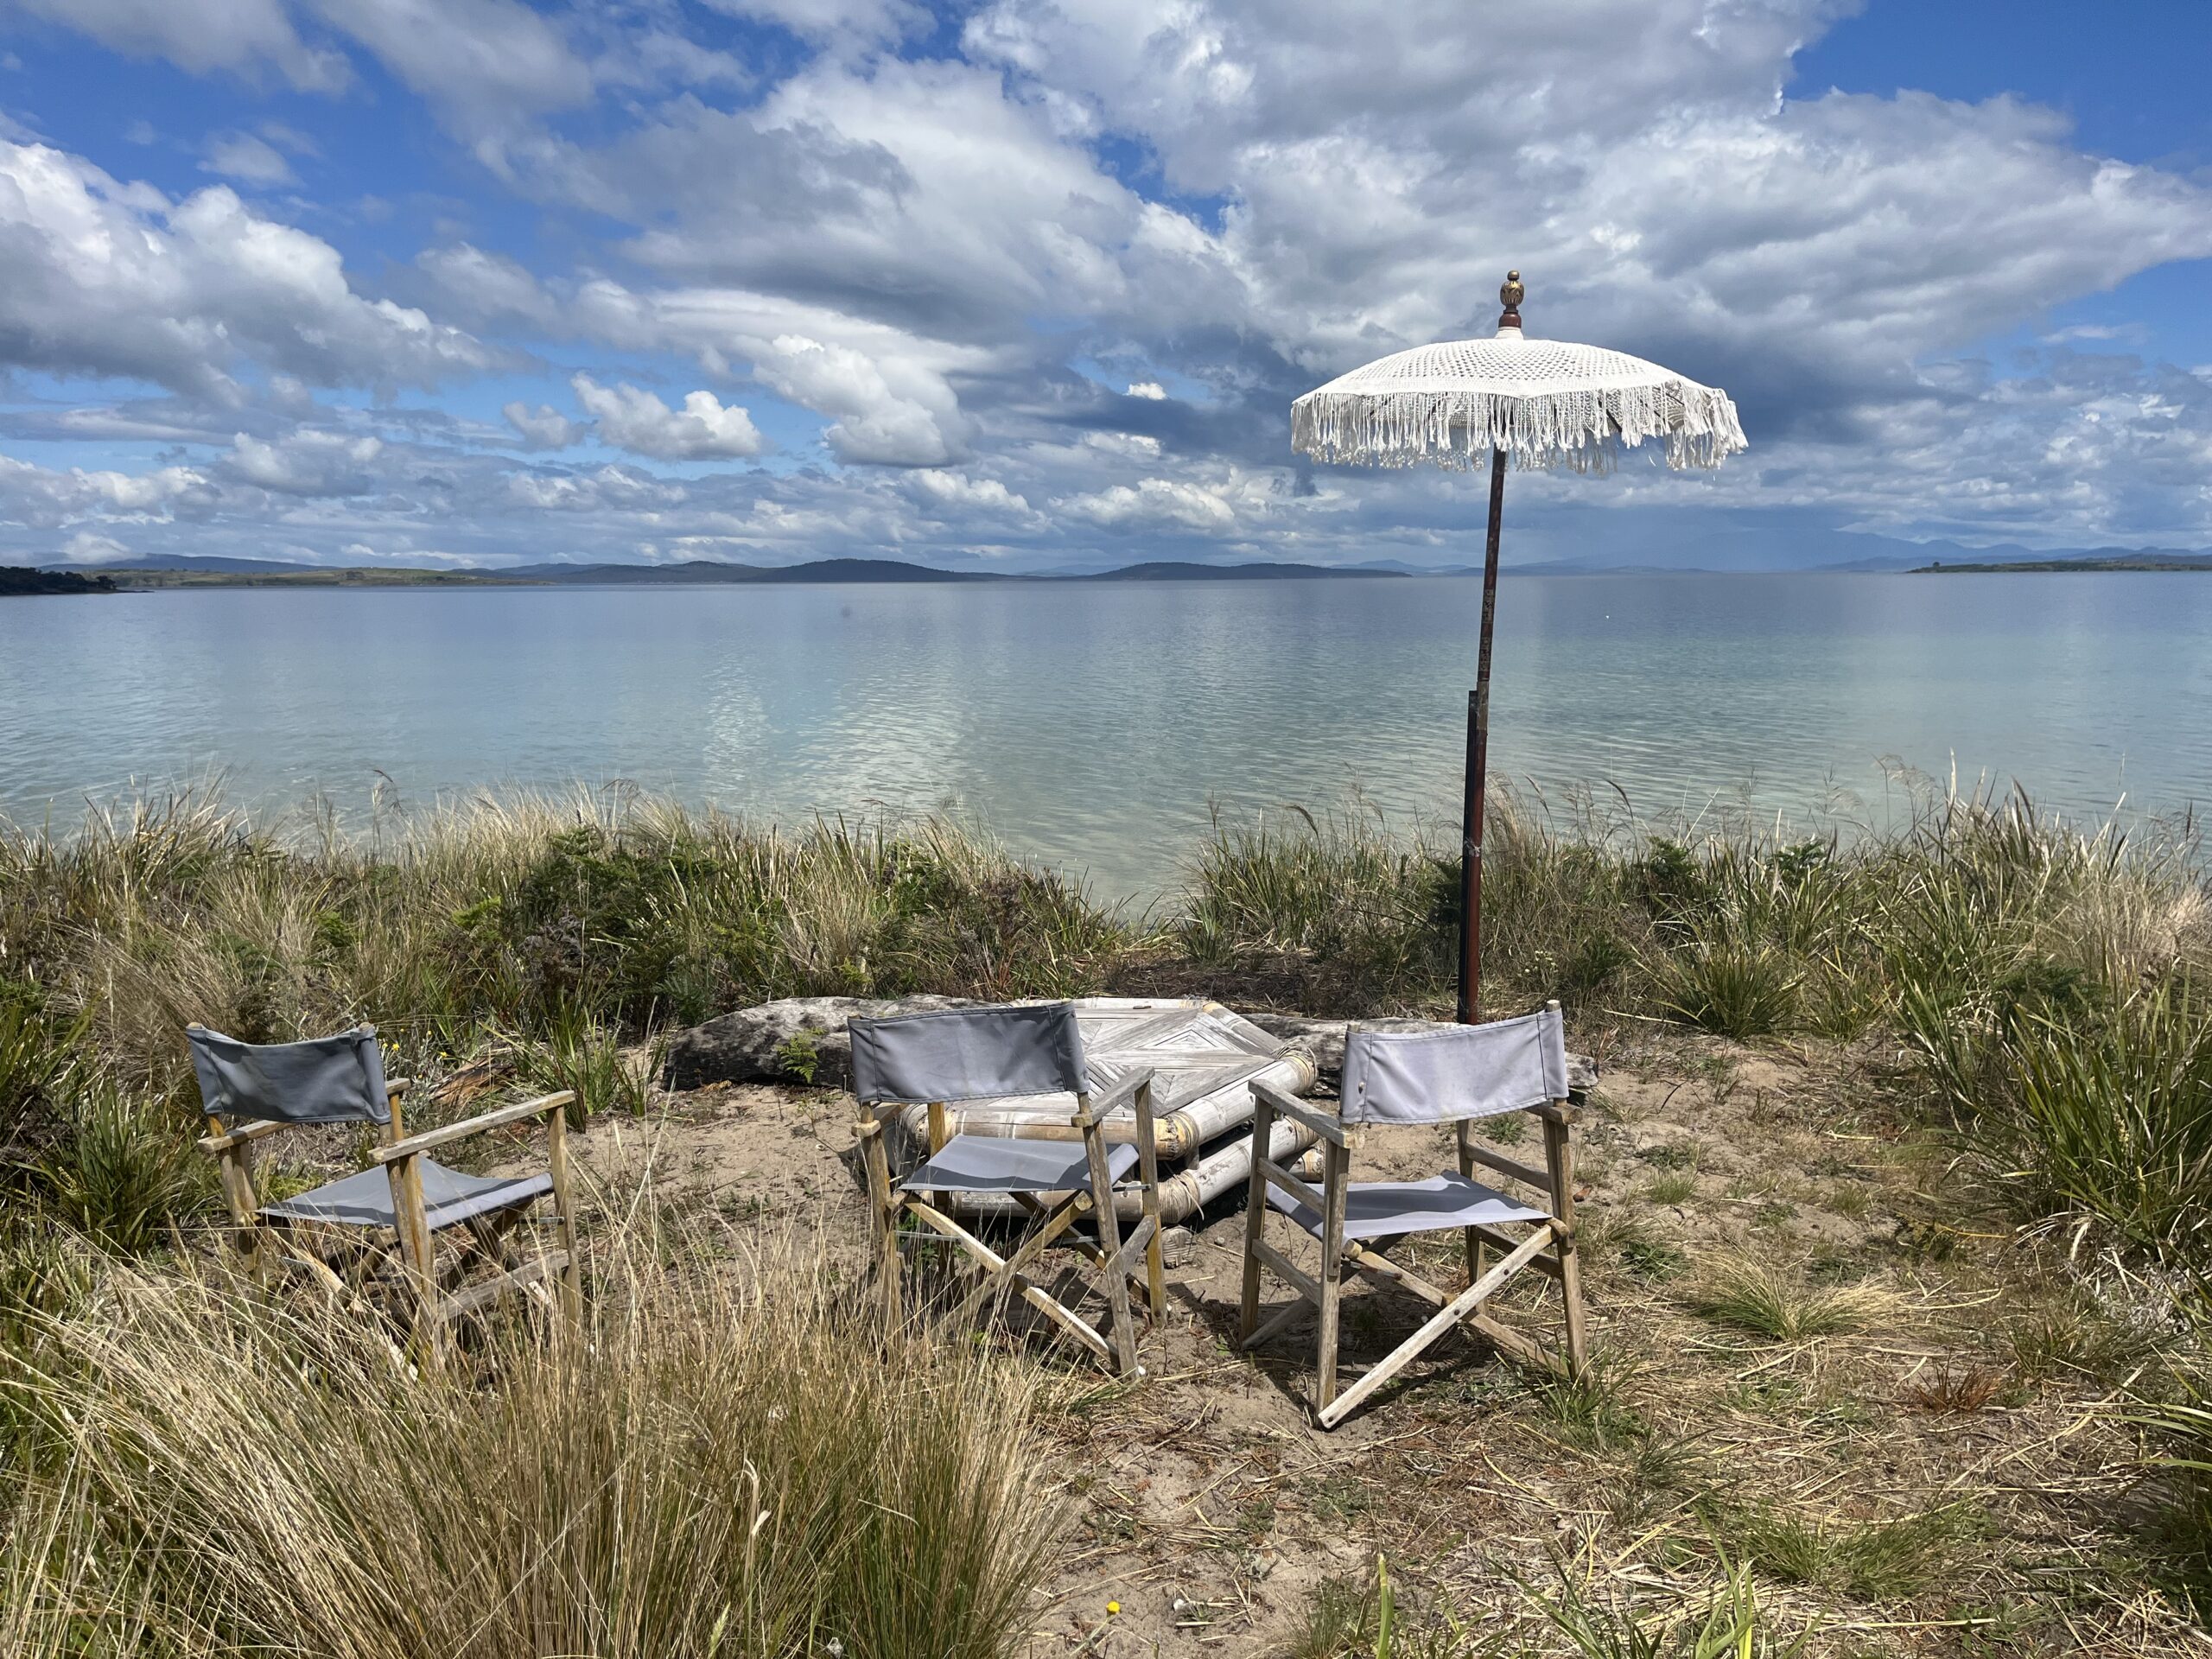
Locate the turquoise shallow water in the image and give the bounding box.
[3,572,2208,898]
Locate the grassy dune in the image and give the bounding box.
[2,783,2209,1651]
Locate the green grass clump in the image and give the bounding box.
[1,1226,1056,1659]
[1686,1255,1897,1343]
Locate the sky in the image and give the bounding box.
[0,0,2208,572]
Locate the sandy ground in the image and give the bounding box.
[541,1032,2203,1659]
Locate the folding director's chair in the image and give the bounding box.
[1239,1002,1587,1427]
[190,1023,580,1352]
[849,1002,1165,1373]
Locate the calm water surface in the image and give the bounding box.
[3,573,2208,898]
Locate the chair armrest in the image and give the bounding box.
[1253,1080,1351,1147]
[1081,1068,1157,1121]
[198,1118,288,1155]
[372,1091,575,1165]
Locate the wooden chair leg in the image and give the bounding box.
[1543,1105,1588,1377]
[1238,1090,1274,1343]
[1134,1078,1166,1318]
[855,1109,901,1321]
[384,1151,443,1366]
[547,1100,582,1325]
[1077,1098,1139,1374]
[1314,1139,1349,1413]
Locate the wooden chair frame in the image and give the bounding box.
[855,1070,1166,1373]
[199,1079,582,1357]
[1238,1011,1586,1429]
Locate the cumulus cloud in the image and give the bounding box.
[200,130,296,185]
[503,401,584,450]
[221,429,384,495]
[0,139,494,401]
[1059,477,1237,533]
[10,0,2212,568]
[570,374,766,460]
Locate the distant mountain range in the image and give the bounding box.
[22,539,2212,588]
[28,553,1418,588]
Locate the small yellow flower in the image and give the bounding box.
[1105,1601,1121,1617]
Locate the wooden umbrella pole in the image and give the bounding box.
[1459,444,1508,1025]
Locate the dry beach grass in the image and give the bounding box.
[1,784,2209,1655]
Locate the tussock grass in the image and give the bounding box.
[1686,1255,1897,1343]
[0,1217,1056,1659]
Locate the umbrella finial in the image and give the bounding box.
[1497,270,1524,333]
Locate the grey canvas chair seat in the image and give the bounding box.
[264,1162,554,1232]
[901,1136,1139,1196]
[852,1002,1166,1373]
[1267,1171,1546,1243]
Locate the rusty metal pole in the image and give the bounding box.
[1458,270,1524,1027]
[1459,447,1507,1024]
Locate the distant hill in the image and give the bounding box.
[499,556,988,584]
[1913,552,2212,574]
[2,566,116,596]
[1076,561,1402,581]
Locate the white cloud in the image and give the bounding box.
[0,139,494,400]
[0,452,216,526]
[909,468,1033,516]
[753,334,966,466]
[1125,381,1166,400]
[200,131,296,186]
[10,0,349,90]
[59,529,131,563]
[302,0,594,134]
[1058,477,1237,533]
[571,374,766,460]
[221,429,384,495]
[503,401,584,450]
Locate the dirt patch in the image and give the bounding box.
[556,1034,2203,1657]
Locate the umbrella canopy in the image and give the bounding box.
[1290,273,1745,1022]
[1293,316,1745,474]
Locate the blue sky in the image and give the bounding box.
[0,0,2207,571]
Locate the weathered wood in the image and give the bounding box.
[1543,1091,1588,1377]
[546,1094,581,1324]
[952,1191,1086,1325]
[197,1117,288,1155]
[1130,1076,1166,1315]
[1465,1221,1564,1280]
[1244,1292,1317,1351]
[855,1102,901,1317]
[1316,1223,1555,1428]
[1462,1142,1553,1192]
[904,1200,1112,1364]
[1109,1213,1159,1276]
[1466,1308,1551,1370]
[1258,1156,1329,1218]
[1238,1090,1274,1342]
[1314,1138,1350,1410]
[442,1250,569,1322]
[1344,1240,1450,1308]
[1253,1237,1320,1306]
[372,1091,575,1164]
[1077,1090,1140,1374]
[384,1152,443,1364]
[1253,1080,1350,1147]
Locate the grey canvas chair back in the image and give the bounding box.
[1340,1007,1567,1126]
[849,1002,1086,1105]
[188,1024,393,1126]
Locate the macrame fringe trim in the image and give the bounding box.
[1291,381,1748,474]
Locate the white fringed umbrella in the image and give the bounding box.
[1292,272,1747,1021]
